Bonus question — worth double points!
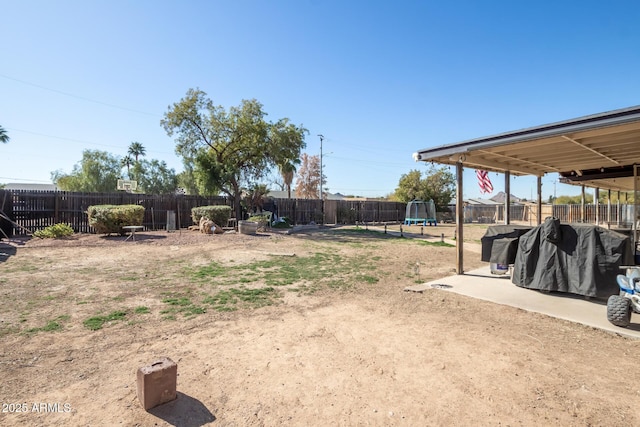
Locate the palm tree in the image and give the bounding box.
[128,141,146,162]
[0,125,9,144]
[121,155,134,179]
[279,159,299,199]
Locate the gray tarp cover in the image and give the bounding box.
[511,218,634,298]
[481,225,533,265]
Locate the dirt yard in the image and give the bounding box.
[1,224,639,426]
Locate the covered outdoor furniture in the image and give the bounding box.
[481,225,533,265]
[512,218,634,298]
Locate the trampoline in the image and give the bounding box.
[404,199,437,226]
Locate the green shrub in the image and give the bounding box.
[33,223,74,239]
[272,220,291,229]
[87,205,145,234]
[191,205,232,226]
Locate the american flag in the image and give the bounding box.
[476,169,493,194]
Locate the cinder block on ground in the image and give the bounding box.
[136,357,177,410]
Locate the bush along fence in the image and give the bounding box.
[3,189,634,237]
[0,190,407,236]
[0,190,229,236]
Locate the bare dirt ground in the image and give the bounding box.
[1,224,639,426]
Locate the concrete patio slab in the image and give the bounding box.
[405,266,640,339]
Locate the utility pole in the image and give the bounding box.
[318,134,324,200]
[318,134,324,225]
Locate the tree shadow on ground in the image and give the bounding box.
[103,233,168,243]
[148,392,215,427]
[285,226,419,244]
[0,241,17,263]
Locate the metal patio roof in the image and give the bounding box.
[414,105,640,191]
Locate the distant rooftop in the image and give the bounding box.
[3,183,59,191]
[450,192,523,206]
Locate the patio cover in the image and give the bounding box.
[414,105,640,273]
[414,105,640,192]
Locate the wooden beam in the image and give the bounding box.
[569,121,640,139]
[504,171,511,225]
[617,191,621,227]
[537,176,542,225]
[595,187,600,225]
[607,189,611,228]
[456,162,464,275]
[462,153,545,175]
[561,135,620,165]
[477,149,562,172]
[581,186,586,222]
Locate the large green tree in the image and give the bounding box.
[161,89,307,219]
[554,194,594,205]
[52,150,121,192]
[394,166,456,210]
[176,167,200,195]
[131,159,178,194]
[52,149,177,194]
[0,125,9,144]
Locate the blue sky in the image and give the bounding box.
[2,0,640,200]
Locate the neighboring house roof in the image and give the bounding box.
[324,193,345,200]
[468,198,503,205]
[267,190,297,199]
[3,183,59,191]
[449,193,523,206]
[489,191,522,204]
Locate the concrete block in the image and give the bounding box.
[137,357,177,410]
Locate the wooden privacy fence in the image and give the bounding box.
[1,190,230,235]
[266,199,405,225]
[327,200,406,224]
[0,190,408,236]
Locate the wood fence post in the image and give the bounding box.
[54,193,60,224]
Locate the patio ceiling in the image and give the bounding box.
[414,105,640,192]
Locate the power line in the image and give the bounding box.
[6,127,175,156]
[7,127,125,150]
[0,73,160,117]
